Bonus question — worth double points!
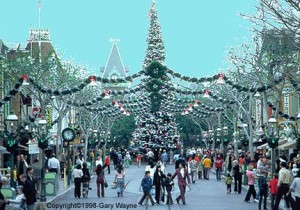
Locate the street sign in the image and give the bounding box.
[29,144,39,154]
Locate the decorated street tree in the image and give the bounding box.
[142,0,166,70]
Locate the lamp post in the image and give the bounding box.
[266,116,279,175]
[5,111,18,188]
[221,126,229,158]
[208,129,214,149]
[35,118,49,202]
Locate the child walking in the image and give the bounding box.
[163,173,174,205]
[138,171,155,206]
[268,173,278,210]
[225,173,233,194]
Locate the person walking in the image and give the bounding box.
[104,154,111,174]
[172,162,191,205]
[81,162,91,198]
[203,155,212,180]
[138,171,155,206]
[244,165,257,203]
[163,173,174,205]
[257,170,268,210]
[95,164,105,198]
[288,169,300,209]
[169,150,174,165]
[31,158,41,193]
[72,164,83,198]
[153,165,166,204]
[215,153,223,181]
[269,173,278,210]
[225,173,233,194]
[188,155,198,183]
[114,164,125,197]
[198,155,204,179]
[23,167,37,210]
[161,150,168,167]
[48,154,60,174]
[232,160,242,194]
[16,154,28,185]
[136,153,142,168]
[274,161,293,210]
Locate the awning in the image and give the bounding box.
[257,142,268,149]
[278,140,296,150]
[257,139,287,150]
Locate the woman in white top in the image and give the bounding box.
[288,169,300,208]
[72,164,83,198]
[145,161,156,179]
[114,164,125,197]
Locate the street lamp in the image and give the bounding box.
[5,111,18,188]
[35,118,49,202]
[266,116,279,175]
[208,129,214,148]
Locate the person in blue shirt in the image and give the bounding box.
[138,171,155,206]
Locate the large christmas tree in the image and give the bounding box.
[131,1,181,154]
[142,0,166,70]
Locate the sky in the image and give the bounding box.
[0,0,258,77]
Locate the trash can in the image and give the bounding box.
[44,172,57,196]
[1,187,16,199]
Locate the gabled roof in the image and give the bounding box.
[0,39,8,57]
[25,29,54,59]
[101,39,128,79]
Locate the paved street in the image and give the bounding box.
[49,164,262,210]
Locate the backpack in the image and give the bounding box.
[190,160,197,172]
[225,177,232,185]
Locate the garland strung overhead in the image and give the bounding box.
[0,78,23,107]
[27,72,143,97]
[267,101,297,121]
[166,69,284,93]
[164,84,237,105]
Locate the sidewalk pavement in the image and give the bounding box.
[51,163,261,210]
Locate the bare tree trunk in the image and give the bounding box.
[56,116,62,156]
[248,95,254,160]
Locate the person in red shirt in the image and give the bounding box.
[104,155,111,174]
[136,153,142,168]
[215,154,223,181]
[269,173,278,210]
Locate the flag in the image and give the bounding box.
[148,1,155,18]
[38,0,42,9]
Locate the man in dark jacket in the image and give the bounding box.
[23,167,37,210]
[138,171,155,206]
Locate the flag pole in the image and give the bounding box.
[38,0,42,29]
[38,0,42,63]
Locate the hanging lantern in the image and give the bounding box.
[21,74,30,86]
[113,100,119,107]
[188,104,193,111]
[203,89,210,98]
[89,76,97,86]
[184,108,189,115]
[119,104,124,111]
[103,90,110,99]
[217,73,225,85]
[193,100,199,107]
